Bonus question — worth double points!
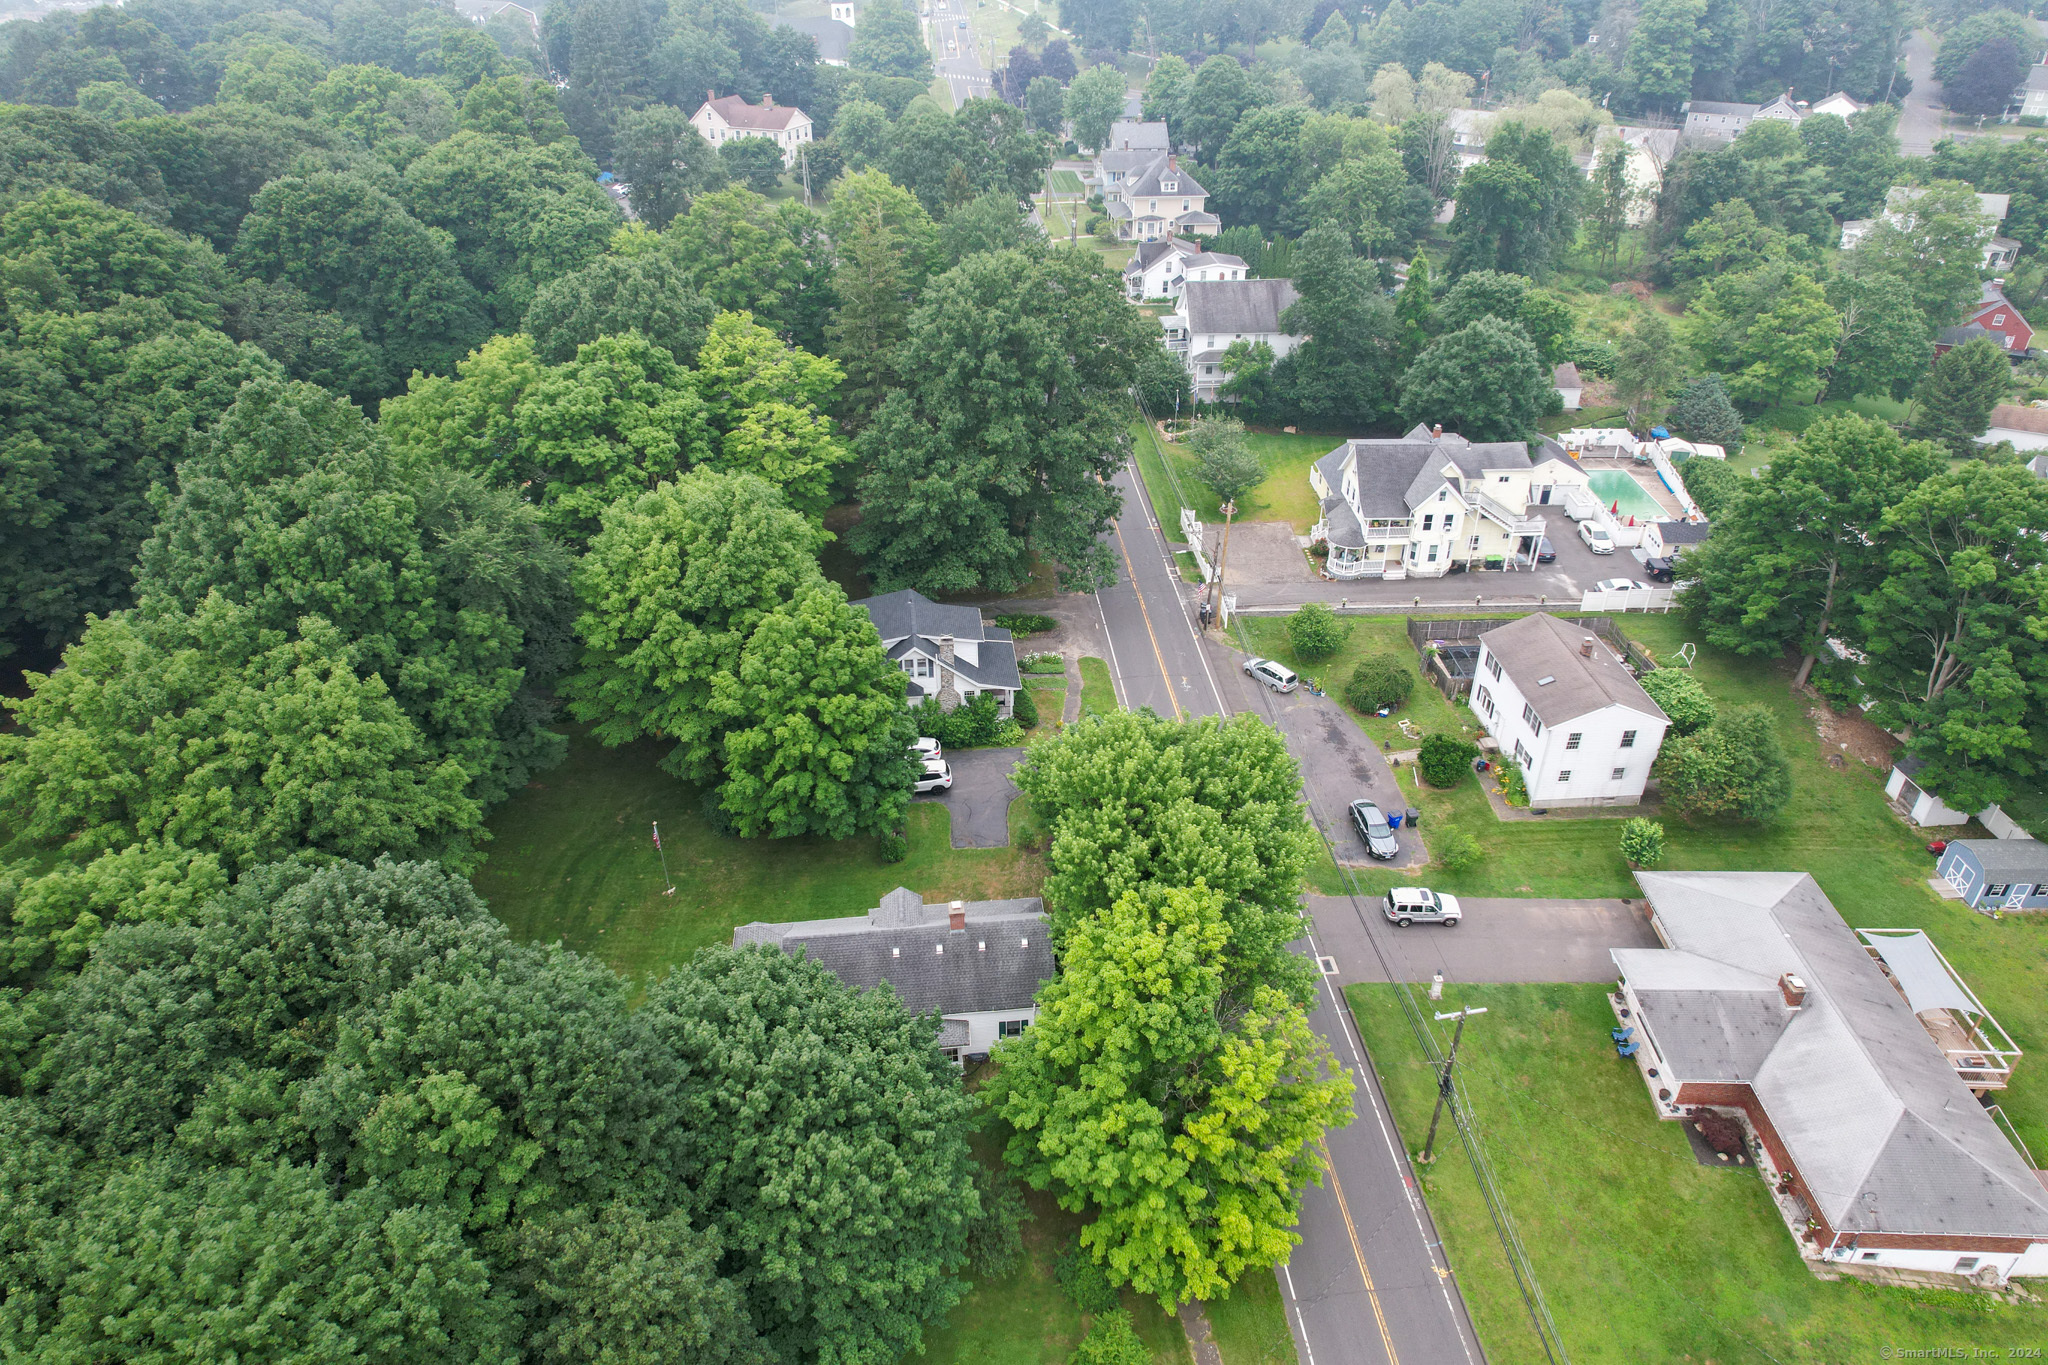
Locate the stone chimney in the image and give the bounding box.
[1779,973,1808,1009]
[938,636,956,665]
[949,900,966,930]
[1580,636,1595,658]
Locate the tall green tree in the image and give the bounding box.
[1268,223,1403,430]
[642,944,979,1361]
[1908,336,2011,458]
[1846,181,1995,329]
[1822,273,1929,402]
[1064,63,1127,151]
[662,186,827,342]
[987,882,1352,1307]
[1682,267,1840,407]
[522,249,715,364]
[1184,416,1265,507]
[1655,705,1793,821]
[1857,463,2048,808]
[1397,316,1554,442]
[851,247,1152,595]
[1683,414,1943,686]
[1447,121,1579,276]
[1611,312,1685,428]
[848,0,932,80]
[1620,0,1706,114]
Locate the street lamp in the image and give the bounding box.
[1420,1006,1487,1164]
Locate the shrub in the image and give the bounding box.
[1020,651,1067,674]
[1287,603,1345,662]
[1345,655,1415,713]
[964,1163,1030,1277]
[1639,669,1715,734]
[701,786,737,837]
[1656,704,1792,821]
[1620,817,1665,867]
[1435,822,1484,871]
[1417,733,1480,788]
[878,832,908,863]
[1694,1113,1746,1156]
[909,691,1003,748]
[1055,1246,1120,1314]
[1500,762,1528,807]
[1013,688,1041,729]
[1070,1310,1148,1365]
[994,613,1057,635]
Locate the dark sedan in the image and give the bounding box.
[1536,536,1556,563]
[1350,799,1399,860]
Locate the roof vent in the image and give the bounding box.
[978,940,986,952]
[949,900,966,930]
[935,942,944,955]
[1580,636,1595,658]
[1021,937,1029,948]
[891,947,900,958]
[1537,675,1556,686]
[1780,973,1808,1009]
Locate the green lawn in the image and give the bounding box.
[1131,421,1338,533]
[1047,168,1084,194]
[1023,677,1067,732]
[475,729,1046,979]
[1204,1273,1294,1365]
[1232,615,1477,753]
[1078,656,1116,716]
[1346,983,2048,1364]
[1299,611,2048,1162]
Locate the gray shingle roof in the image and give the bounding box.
[2024,65,2048,94]
[1182,278,1299,337]
[1553,361,1581,388]
[1124,153,1206,200]
[1479,612,1665,727]
[1617,871,2048,1239]
[1687,100,1760,117]
[777,17,851,63]
[1659,519,1712,545]
[1182,251,1243,269]
[1938,323,1998,347]
[1312,428,1536,538]
[1948,838,2048,877]
[884,635,1021,690]
[734,887,1052,1018]
[857,589,1020,691]
[1097,148,1156,177]
[1123,236,1196,277]
[1107,119,1169,151]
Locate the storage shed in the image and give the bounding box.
[1935,839,2048,911]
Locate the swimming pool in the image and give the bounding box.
[1585,470,1664,520]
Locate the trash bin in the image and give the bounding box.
[1405,807,1421,828]
[1387,810,1404,830]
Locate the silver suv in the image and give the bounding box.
[1242,657,1299,693]
[1383,886,1462,927]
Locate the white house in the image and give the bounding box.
[1309,425,1561,578]
[690,93,814,166]
[735,888,1051,1064]
[1583,124,1679,225]
[1840,186,2017,271]
[1810,90,1864,118]
[1445,108,1492,167]
[1682,94,1799,143]
[1123,236,1246,301]
[1468,613,1669,806]
[853,588,1021,717]
[1163,278,1301,400]
[1104,153,1218,242]
[2016,62,2048,120]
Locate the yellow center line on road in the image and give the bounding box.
[1109,505,1183,721]
[1323,1138,1403,1365]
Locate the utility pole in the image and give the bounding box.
[1213,499,1236,629]
[1421,1006,1487,1163]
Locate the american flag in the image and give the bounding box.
[652,822,662,850]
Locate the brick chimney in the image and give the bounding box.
[763,93,774,107]
[1779,973,1808,1009]
[949,900,966,930]
[1431,423,1443,439]
[1168,153,1178,171]
[1580,636,1595,658]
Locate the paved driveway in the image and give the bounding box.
[1306,893,1659,985]
[914,746,1022,848]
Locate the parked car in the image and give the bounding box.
[911,736,943,761]
[1350,800,1399,860]
[1592,577,1648,594]
[1243,657,1299,693]
[913,759,953,794]
[1578,522,1614,554]
[1644,555,1676,583]
[1535,536,1555,563]
[1383,886,1461,927]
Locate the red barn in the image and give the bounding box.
[1935,281,2034,357]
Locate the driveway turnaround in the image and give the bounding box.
[1308,894,1660,986]
[913,747,1022,848]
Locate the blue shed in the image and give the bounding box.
[1937,839,2048,910]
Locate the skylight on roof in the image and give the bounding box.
[1537,675,1556,686]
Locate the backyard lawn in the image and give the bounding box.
[1232,614,1478,753]
[475,729,1046,979]
[1131,420,1338,533]
[1347,982,2048,1364]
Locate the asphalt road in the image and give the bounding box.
[1096,455,1486,1365]
[928,0,994,106]
[1309,893,1660,986]
[1900,28,1944,157]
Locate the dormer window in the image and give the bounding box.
[1162,179,1177,191]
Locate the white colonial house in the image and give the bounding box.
[1682,92,1801,142]
[1468,613,1669,807]
[1162,278,1301,400]
[690,93,814,166]
[1105,153,1219,241]
[2017,63,2048,120]
[735,888,1051,1064]
[853,588,1020,717]
[1123,236,1247,300]
[1308,425,1560,578]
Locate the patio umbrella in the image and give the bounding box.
[1610,499,1620,514]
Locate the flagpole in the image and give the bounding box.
[653,821,675,895]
